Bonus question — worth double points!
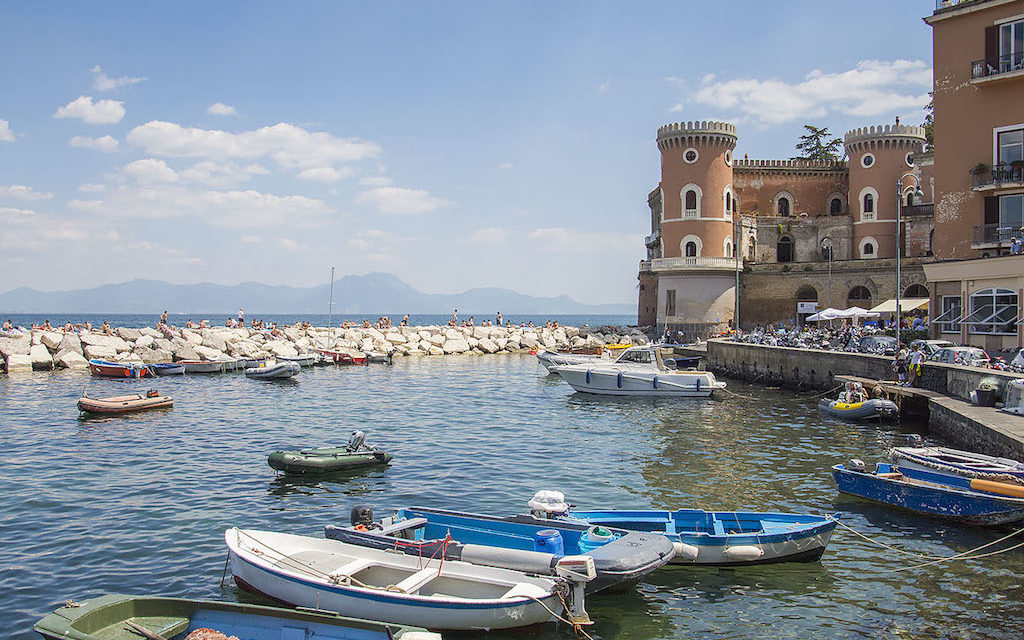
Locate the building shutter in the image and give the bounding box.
[984,196,999,225]
[985,25,999,69]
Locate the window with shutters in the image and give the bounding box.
[976,21,1024,78]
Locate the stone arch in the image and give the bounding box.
[777,234,795,263]
[848,285,872,308]
[827,192,846,215]
[773,191,794,217]
[681,234,702,257]
[904,283,929,298]
[796,285,818,301]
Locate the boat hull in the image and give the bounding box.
[563,509,837,566]
[268,449,392,474]
[890,446,1024,484]
[179,360,224,373]
[226,529,563,631]
[246,361,300,379]
[88,360,151,378]
[280,354,318,367]
[818,398,899,420]
[832,463,1024,526]
[536,351,603,373]
[149,363,185,376]
[554,367,723,397]
[78,394,173,415]
[33,593,436,640]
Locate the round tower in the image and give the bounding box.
[657,121,738,260]
[844,124,926,260]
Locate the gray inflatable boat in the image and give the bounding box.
[818,397,898,420]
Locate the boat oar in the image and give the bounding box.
[970,478,1024,498]
[124,620,168,640]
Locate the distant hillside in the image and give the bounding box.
[0,272,635,315]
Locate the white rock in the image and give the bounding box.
[30,343,54,369]
[467,337,479,349]
[57,350,89,369]
[83,344,117,360]
[141,327,163,338]
[478,338,499,353]
[194,345,226,361]
[564,327,580,339]
[135,334,155,349]
[385,332,407,344]
[59,333,83,355]
[472,326,490,339]
[361,338,374,352]
[5,353,32,372]
[117,327,142,341]
[428,345,444,356]
[0,335,31,358]
[443,339,470,354]
[268,342,299,358]
[427,334,445,347]
[419,330,434,342]
[444,328,462,340]
[494,337,509,350]
[520,335,539,349]
[183,329,203,345]
[40,331,63,350]
[202,334,227,352]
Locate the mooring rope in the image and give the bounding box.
[833,519,1024,566]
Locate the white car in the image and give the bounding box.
[909,339,956,358]
[931,347,990,367]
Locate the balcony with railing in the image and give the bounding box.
[683,208,699,219]
[650,256,737,271]
[972,162,1024,190]
[971,52,1024,82]
[972,223,1019,247]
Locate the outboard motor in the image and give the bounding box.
[554,556,596,626]
[350,504,374,528]
[346,430,366,452]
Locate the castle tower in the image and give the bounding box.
[844,124,927,260]
[657,121,738,259]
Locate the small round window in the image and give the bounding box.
[861,153,875,168]
[905,152,914,167]
[724,149,733,166]
[683,148,699,164]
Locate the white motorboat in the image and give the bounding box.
[536,349,607,373]
[179,360,225,374]
[225,528,595,631]
[552,346,725,397]
[245,360,300,379]
[280,353,319,367]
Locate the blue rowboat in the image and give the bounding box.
[832,461,1024,526]
[554,508,839,566]
[325,505,676,594]
[33,593,439,640]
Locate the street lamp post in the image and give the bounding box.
[896,173,925,345]
[821,238,833,310]
[734,215,741,333]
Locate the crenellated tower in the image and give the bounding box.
[844,124,927,260]
[657,121,738,260]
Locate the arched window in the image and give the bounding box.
[796,285,818,301]
[830,198,843,215]
[777,235,794,263]
[968,287,1018,335]
[863,194,874,213]
[859,236,878,259]
[685,241,698,257]
[904,284,929,298]
[848,286,872,308]
[681,184,702,218]
[748,237,757,259]
[685,190,697,209]
[778,198,790,217]
[724,237,734,257]
[859,187,879,222]
[680,234,702,258]
[905,191,914,206]
[928,229,934,256]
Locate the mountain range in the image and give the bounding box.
[0,272,635,315]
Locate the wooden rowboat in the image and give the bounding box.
[78,391,173,415]
[33,593,440,640]
[88,359,151,378]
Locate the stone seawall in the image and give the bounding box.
[0,324,648,373]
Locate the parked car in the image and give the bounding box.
[849,335,898,355]
[930,347,990,367]
[909,339,957,358]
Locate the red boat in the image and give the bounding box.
[88,359,152,378]
[315,349,366,365]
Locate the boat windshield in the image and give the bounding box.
[615,349,652,364]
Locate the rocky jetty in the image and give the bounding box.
[0,324,648,373]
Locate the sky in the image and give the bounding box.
[0,1,936,304]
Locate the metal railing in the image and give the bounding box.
[972,223,1019,245]
[971,53,1024,80]
[972,162,1024,188]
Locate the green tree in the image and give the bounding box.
[923,91,934,148]
[792,125,843,162]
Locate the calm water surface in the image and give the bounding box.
[1,355,1021,639]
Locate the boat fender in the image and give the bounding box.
[722,545,764,561]
[617,372,623,388]
[124,368,131,377]
[696,378,701,392]
[653,375,658,390]
[671,541,699,561]
[586,370,591,384]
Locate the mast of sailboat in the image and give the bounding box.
[327,266,335,333]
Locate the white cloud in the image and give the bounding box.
[180,161,269,187]
[598,81,610,93]
[207,102,238,116]
[360,175,392,187]
[297,166,354,182]
[498,162,514,170]
[0,206,39,218]
[346,229,410,262]
[91,65,146,91]
[278,237,303,251]
[69,134,119,152]
[54,96,126,124]
[682,60,932,125]
[355,187,448,215]
[527,227,643,253]
[69,185,333,228]
[126,120,381,169]
[461,227,508,245]
[78,183,106,192]
[241,235,263,244]
[0,185,54,201]
[121,158,179,183]
[0,118,14,141]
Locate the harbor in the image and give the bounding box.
[3,353,1023,639]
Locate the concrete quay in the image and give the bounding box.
[697,338,1024,459]
[0,323,649,374]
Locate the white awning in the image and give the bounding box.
[842,306,880,319]
[869,298,930,314]
[806,308,845,322]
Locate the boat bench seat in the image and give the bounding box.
[328,558,373,580]
[502,582,550,600]
[121,617,189,640]
[393,567,438,594]
[712,520,726,536]
[379,517,428,536]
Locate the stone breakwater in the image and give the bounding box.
[0,324,649,373]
